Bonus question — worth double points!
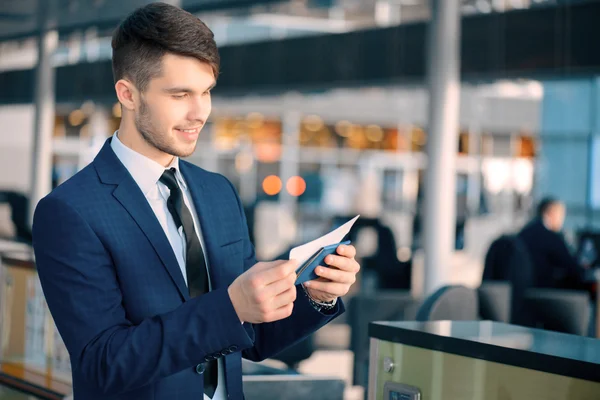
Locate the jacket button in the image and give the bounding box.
[195,363,205,374]
[221,350,230,357]
[228,345,238,353]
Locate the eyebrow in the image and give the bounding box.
[162,81,217,94]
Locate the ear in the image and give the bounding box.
[115,79,138,111]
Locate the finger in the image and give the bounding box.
[262,272,296,299]
[324,254,360,273]
[253,259,298,287]
[264,303,294,323]
[337,244,356,259]
[251,259,287,273]
[315,265,356,284]
[271,286,297,309]
[303,281,349,297]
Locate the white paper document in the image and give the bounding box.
[289,215,360,266]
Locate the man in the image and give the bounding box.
[518,197,584,289]
[32,3,359,399]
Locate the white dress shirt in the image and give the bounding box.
[111,132,226,400]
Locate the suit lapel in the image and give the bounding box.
[112,182,189,300]
[94,139,189,301]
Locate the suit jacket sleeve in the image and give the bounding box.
[32,195,254,396]
[220,177,345,362]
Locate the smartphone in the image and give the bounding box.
[295,240,351,285]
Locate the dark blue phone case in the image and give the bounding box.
[295,240,351,285]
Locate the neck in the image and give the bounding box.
[117,117,174,168]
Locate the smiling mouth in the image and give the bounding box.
[175,127,201,134]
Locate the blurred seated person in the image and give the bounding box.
[518,197,586,290]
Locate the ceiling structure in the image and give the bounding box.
[0,0,285,41]
[0,0,565,43]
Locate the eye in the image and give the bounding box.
[203,90,211,96]
[172,93,189,100]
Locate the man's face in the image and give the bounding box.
[134,53,215,158]
[547,203,566,232]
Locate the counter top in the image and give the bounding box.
[0,249,35,270]
[369,321,600,382]
[0,360,70,400]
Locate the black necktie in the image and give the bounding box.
[159,168,218,398]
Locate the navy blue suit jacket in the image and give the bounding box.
[32,139,343,399]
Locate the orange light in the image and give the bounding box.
[335,120,352,137]
[286,176,306,197]
[246,112,265,129]
[303,115,324,132]
[255,143,282,163]
[68,109,85,126]
[262,175,282,196]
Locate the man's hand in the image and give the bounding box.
[228,260,298,324]
[303,244,360,303]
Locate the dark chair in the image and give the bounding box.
[348,290,416,387]
[416,285,479,321]
[483,235,515,281]
[523,288,591,336]
[478,281,512,323]
[482,235,534,325]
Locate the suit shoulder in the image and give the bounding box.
[519,219,540,234]
[39,164,100,210]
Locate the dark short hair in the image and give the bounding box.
[537,197,561,218]
[111,2,219,92]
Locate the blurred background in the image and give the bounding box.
[0,0,599,399]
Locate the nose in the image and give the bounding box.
[187,95,211,123]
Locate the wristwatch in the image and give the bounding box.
[301,284,337,312]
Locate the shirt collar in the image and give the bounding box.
[110,131,187,195]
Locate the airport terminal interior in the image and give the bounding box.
[0,0,599,399]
